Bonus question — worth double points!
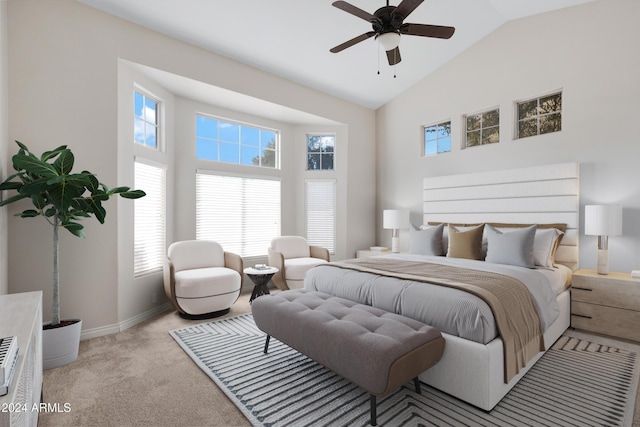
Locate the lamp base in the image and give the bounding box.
[596,248,609,275]
[391,237,400,253]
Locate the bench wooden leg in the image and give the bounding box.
[264,335,271,354]
[370,394,377,426]
[414,377,421,394]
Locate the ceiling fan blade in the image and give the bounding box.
[386,47,402,65]
[400,23,455,39]
[330,32,376,53]
[332,1,378,23]
[392,0,424,20]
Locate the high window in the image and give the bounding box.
[423,121,451,156]
[307,135,335,170]
[196,115,278,168]
[465,108,499,148]
[134,91,159,150]
[305,179,336,254]
[133,160,166,277]
[516,92,562,139]
[196,173,281,258]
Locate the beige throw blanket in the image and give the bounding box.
[328,258,545,383]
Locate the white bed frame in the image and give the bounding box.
[418,162,579,410]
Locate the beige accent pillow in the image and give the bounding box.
[447,224,485,260]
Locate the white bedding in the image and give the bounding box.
[304,253,566,344]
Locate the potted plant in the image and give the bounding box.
[0,141,145,368]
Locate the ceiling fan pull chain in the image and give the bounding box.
[377,44,381,75]
[394,51,397,78]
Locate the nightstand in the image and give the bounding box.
[571,269,640,342]
[356,249,392,258]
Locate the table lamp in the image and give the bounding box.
[383,209,410,253]
[585,204,622,275]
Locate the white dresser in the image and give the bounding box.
[0,292,42,427]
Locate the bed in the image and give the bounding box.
[304,162,579,410]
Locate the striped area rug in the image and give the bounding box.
[170,314,639,426]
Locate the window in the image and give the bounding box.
[465,108,499,148]
[305,179,336,254]
[516,92,562,139]
[423,121,451,156]
[196,173,281,258]
[307,135,335,170]
[196,115,278,168]
[134,161,166,277]
[134,91,159,149]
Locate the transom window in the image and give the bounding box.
[307,135,335,170]
[517,92,562,139]
[196,115,279,168]
[423,121,451,156]
[465,108,499,148]
[134,90,159,149]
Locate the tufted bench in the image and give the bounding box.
[251,289,445,425]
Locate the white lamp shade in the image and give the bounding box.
[377,32,401,51]
[585,205,622,236]
[383,209,410,230]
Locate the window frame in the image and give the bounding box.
[195,114,280,169]
[463,107,500,149]
[422,120,451,156]
[133,89,161,151]
[306,134,336,171]
[515,91,563,139]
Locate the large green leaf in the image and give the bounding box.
[30,194,48,210]
[61,221,85,238]
[19,177,50,195]
[0,193,27,207]
[0,181,22,191]
[12,154,58,178]
[41,145,68,162]
[119,189,146,199]
[18,210,40,218]
[53,149,74,175]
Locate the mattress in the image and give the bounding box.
[304,253,565,344]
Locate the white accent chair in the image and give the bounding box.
[163,240,243,319]
[267,236,330,290]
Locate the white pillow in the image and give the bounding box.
[410,223,444,256]
[485,224,537,268]
[534,228,564,268]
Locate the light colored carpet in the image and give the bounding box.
[40,291,640,426]
[171,313,640,427]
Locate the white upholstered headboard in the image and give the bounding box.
[423,162,579,271]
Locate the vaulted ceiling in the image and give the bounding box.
[78,0,593,110]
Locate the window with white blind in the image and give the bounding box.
[134,160,167,277]
[196,173,281,258]
[305,179,336,254]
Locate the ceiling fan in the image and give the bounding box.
[330,0,455,66]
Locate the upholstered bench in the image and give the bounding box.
[251,289,445,426]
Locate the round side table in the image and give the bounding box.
[244,266,279,303]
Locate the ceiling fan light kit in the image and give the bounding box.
[377,32,401,51]
[331,0,455,67]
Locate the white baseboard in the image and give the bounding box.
[80,302,172,341]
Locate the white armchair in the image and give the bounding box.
[163,240,243,319]
[267,236,329,290]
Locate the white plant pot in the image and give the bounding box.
[42,319,82,369]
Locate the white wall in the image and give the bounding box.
[376,0,640,274]
[0,0,8,295]
[7,0,375,332]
